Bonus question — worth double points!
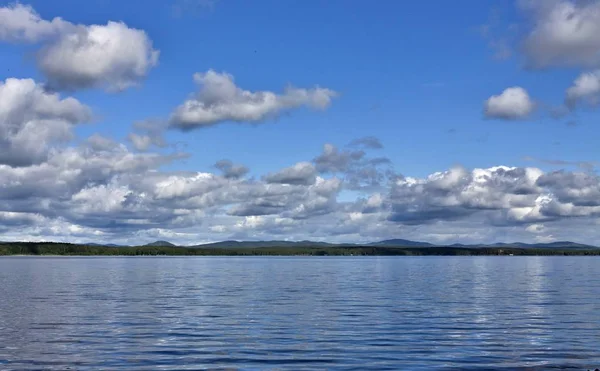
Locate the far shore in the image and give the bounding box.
[2,242,600,257]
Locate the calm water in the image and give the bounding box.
[0,256,599,370]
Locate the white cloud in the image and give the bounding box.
[313,143,394,191]
[0,78,91,166]
[71,182,132,214]
[534,234,557,243]
[127,133,154,152]
[0,4,159,92]
[0,127,599,245]
[566,70,600,107]
[314,143,365,173]
[521,0,600,68]
[526,223,546,234]
[127,119,167,151]
[38,21,159,91]
[0,3,72,42]
[389,166,546,225]
[484,87,535,119]
[214,159,249,179]
[86,134,120,152]
[263,162,317,185]
[169,70,337,129]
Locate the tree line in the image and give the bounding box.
[1,242,599,256]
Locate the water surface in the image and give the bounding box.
[1,256,599,370]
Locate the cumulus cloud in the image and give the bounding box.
[128,134,154,152]
[314,144,365,173]
[313,143,394,191]
[221,176,340,222]
[214,159,249,179]
[38,21,159,91]
[126,119,168,152]
[566,70,600,108]
[0,125,600,245]
[526,223,546,234]
[0,3,72,42]
[0,4,159,91]
[521,0,600,69]
[484,87,535,119]
[169,70,337,130]
[389,166,546,225]
[0,78,91,166]
[385,164,600,232]
[537,171,600,211]
[263,162,317,185]
[86,134,121,152]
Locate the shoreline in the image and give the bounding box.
[2,242,600,257]
[3,254,600,257]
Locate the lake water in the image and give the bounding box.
[0,256,599,370]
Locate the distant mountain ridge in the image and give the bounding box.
[144,240,176,247]
[369,239,434,247]
[86,243,126,247]
[190,239,597,249]
[83,239,598,250]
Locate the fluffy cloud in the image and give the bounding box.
[3,133,600,245]
[537,171,600,215]
[521,0,600,69]
[169,70,337,129]
[216,174,341,221]
[214,159,249,179]
[484,87,535,119]
[0,78,91,166]
[0,76,598,246]
[127,119,168,152]
[389,166,546,225]
[38,21,159,91]
[566,70,600,107]
[0,4,159,91]
[0,3,72,42]
[386,164,600,231]
[314,144,365,173]
[263,162,316,185]
[313,143,394,191]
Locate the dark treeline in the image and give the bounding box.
[1,242,600,256]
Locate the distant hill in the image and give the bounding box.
[68,238,600,250]
[377,240,595,249]
[144,240,176,247]
[86,243,126,247]
[193,239,596,249]
[536,241,596,249]
[195,240,335,249]
[481,241,596,249]
[370,239,435,247]
[1,239,598,256]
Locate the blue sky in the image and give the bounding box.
[1,0,600,245]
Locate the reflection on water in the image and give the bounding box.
[0,256,599,370]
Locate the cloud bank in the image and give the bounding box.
[0,116,598,246]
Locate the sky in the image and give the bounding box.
[1,0,600,245]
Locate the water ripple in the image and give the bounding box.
[0,256,599,370]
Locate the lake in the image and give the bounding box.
[0,256,599,370]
